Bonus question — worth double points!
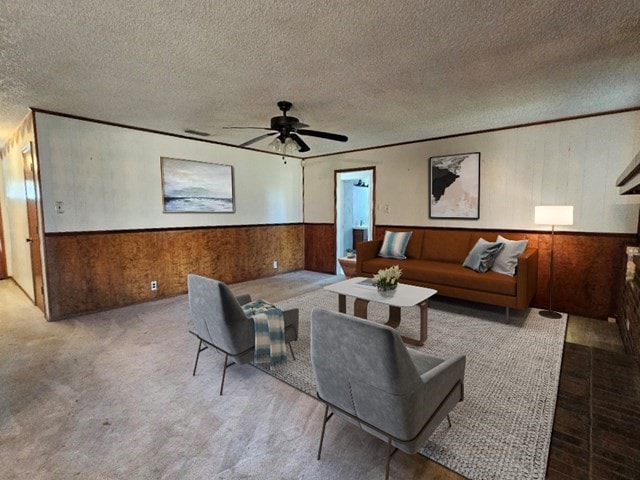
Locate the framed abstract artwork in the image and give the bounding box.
[161,157,235,213]
[429,152,480,219]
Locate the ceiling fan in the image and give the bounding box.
[225,101,348,153]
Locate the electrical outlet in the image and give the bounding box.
[273,260,278,269]
[150,280,158,291]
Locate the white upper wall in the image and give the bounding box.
[304,111,640,233]
[36,113,303,232]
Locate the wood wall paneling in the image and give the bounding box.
[620,255,640,357]
[45,224,304,320]
[551,233,630,319]
[43,221,634,320]
[304,223,336,274]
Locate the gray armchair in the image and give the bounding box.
[310,307,465,480]
[188,274,299,395]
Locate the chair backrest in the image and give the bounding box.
[311,307,423,439]
[188,274,254,357]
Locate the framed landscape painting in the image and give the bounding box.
[161,157,235,213]
[429,152,480,219]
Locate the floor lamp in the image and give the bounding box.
[534,206,573,318]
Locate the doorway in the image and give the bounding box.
[335,168,374,274]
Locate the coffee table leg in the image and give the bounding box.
[354,298,369,319]
[338,294,346,313]
[399,301,428,347]
[418,300,428,344]
[386,306,401,329]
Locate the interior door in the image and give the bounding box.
[22,143,45,311]
[0,200,7,279]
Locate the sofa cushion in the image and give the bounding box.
[463,238,505,273]
[492,235,529,276]
[400,260,517,296]
[379,230,413,259]
[421,230,471,264]
[404,230,423,259]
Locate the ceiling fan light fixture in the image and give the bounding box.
[283,136,299,154]
[268,135,301,155]
[268,136,281,151]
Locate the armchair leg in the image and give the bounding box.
[219,354,235,396]
[447,413,452,428]
[384,438,398,480]
[317,404,332,460]
[192,339,207,376]
[288,342,296,361]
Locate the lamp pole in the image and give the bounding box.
[540,224,562,319]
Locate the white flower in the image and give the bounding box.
[372,265,402,288]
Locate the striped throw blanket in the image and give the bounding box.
[242,300,287,368]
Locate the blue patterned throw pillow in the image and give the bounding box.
[463,238,505,273]
[378,231,413,259]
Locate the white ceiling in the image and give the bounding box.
[1,0,639,157]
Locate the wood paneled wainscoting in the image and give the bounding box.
[45,224,304,320]
[621,253,640,356]
[304,223,336,274]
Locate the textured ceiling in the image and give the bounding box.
[1,0,639,157]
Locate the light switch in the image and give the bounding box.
[55,201,64,214]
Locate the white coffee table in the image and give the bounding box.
[324,277,438,346]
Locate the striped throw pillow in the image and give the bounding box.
[378,231,413,259]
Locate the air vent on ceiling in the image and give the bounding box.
[184,129,211,137]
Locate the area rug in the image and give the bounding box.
[256,289,567,480]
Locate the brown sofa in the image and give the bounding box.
[355,229,538,315]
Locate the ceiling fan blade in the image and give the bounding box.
[223,126,272,130]
[290,133,310,153]
[291,122,310,129]
[297,129,348,142]
[239,132,278,147]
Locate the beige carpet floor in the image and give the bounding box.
[1,275,461,480]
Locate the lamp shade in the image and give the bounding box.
[534,205,574,226]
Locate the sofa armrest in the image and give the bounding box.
[356,240,383,276]
[515,248,538,309]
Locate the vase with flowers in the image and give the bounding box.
[372,265,402,298]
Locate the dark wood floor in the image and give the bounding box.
[547,343,640,479]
